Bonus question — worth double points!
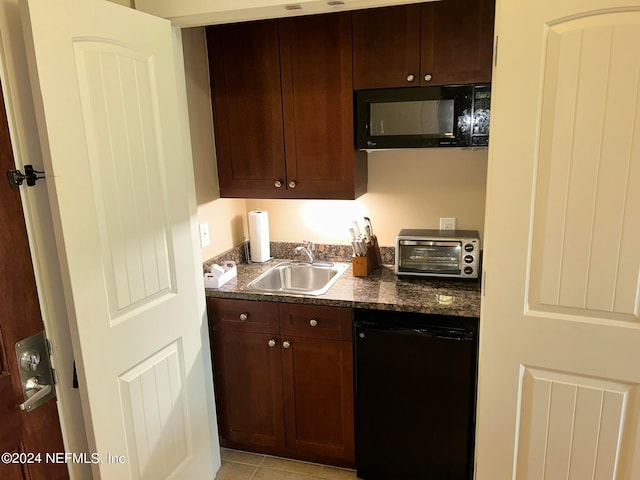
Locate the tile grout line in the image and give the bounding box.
[247,454,266,480]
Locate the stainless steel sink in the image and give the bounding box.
[246,261,348,296]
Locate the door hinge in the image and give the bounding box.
[481,270,486,297]
[6,165,45,188]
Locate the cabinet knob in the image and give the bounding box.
[275,180,283,188]
[268,339,277,348]
[288,180,297,189]
[309,319,318,327]
[406,74,415,82]
[424,74,433,82]
[239,312,248,321]
[282,340,291,349]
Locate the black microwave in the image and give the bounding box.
[355,84,491,150]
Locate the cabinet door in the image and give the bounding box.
[353,4,422,90]
[211,329,286,451]
[206,21,287,197]
[279,13,366,199]
[281,336,355,467]
[421,0,495,86]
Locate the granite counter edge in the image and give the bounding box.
[204,263,481,318]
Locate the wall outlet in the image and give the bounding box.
[440,217,456,230]
[199,222,211,248]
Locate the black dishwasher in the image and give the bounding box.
[354,308,478,480]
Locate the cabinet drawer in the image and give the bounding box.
[279,304,352,341]
[208,298,279,334]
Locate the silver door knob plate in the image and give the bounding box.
[15,331,55,412]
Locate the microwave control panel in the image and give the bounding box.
[471,86,491,146]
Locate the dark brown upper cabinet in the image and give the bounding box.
[206,14,367,200]
[353,0,496,90]
[207,21,285,197]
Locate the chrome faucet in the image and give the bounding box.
[295,240,315,263]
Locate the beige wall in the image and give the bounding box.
[183,27,247,261]
[184,27,488,261]
[191,146,488,261]
[192,146,488,261]
[247,148,488,248]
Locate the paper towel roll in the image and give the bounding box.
[248,209,271,262]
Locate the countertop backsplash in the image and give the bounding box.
[204,241,396,272]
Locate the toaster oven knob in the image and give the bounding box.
[464,255,474,264]
[464,267,474,275]
[464,243,475,252]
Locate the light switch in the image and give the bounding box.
[199,222,210,248]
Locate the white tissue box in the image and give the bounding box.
[204,261,237,289]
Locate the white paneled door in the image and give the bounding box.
[477,0,640,478]
[20,0,218,478]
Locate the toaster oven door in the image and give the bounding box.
[398,240,462,275]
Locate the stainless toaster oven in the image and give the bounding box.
[395,229,480,279]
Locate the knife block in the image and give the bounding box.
[352,240,381,277]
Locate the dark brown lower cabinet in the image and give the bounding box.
[208,298,354,467]
[282,336,354,463]
[212,329,285,449]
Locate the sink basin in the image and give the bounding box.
[246,261,349,296]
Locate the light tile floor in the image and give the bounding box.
[215,448,361,480]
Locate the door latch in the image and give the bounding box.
[6,165,45,187]
[15,332,55,411]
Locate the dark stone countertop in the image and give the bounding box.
[205,260,481,318]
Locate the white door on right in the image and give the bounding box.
[476,0,640,478]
